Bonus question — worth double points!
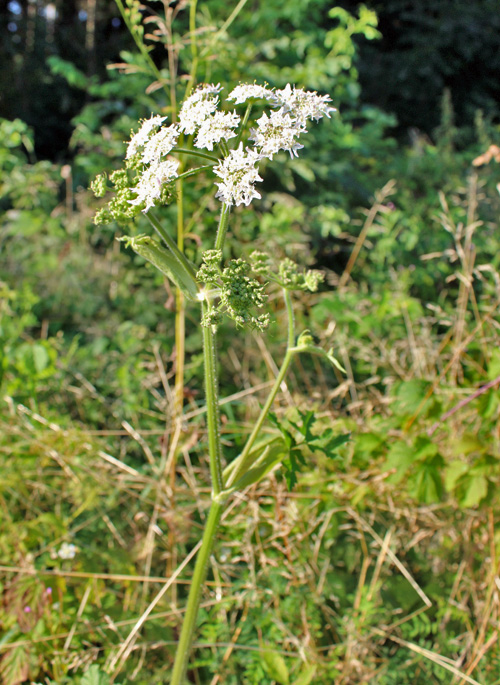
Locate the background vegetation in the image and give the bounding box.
[1,0,499,683]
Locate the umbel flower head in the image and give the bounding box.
[92,82,335,222]
[213,144,263,207]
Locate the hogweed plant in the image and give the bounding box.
[92,82,346,682]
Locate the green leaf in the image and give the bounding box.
[81,665,111,685]
[461,475,488,508]
[32,343,49,374]
[47,55,89,89]
[0,645,29,685]
[410,456,444,503]
[444,460,469,492]
[293,664,317,685]
[230,440,287,490]
[391,379,430,417]
[261,649,290,685]
[383,441,414,483]
[413,436,438,461]
[271,411,349,489]
[308,430,350,458]
[119,235,199,301]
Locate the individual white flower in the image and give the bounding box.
[178,83,222,135]
[213,144,263,207]
[227,83,275,104]
[194,111,240,151]
[249,110,305,159]
[126,115,166,159]
[141,124,179,165]
[130,159,180,212]
[58,542,77,560]
[272,84,336,125]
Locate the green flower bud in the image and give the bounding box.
[90,173,107,198]
[109,169,130,190]
[93,207,112,225]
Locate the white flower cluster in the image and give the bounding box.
[130,159,180,212]
[124,82,334,212]
[217,82,335,205]
[195,111,240,151]
[126,115,180,211]
[271,84,336,125]
[249,110,304,159]
[142,125,179,165]
[214,144,263,207]
[126,115,166,160]
[178,83,223,135]
[227,84,274,104]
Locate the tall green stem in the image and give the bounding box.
[215,203,231,252]
[174,178,186,417]
[202,300,224,496]
[169,500,224,685]
[225,289,295,488]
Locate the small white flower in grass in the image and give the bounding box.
[178,83,223,135]
[272,84,336,125]
[195,111,240,151]
[214,144,263,207]
[58,542,77,560]
[142,124,179,165]
[126,114,166,159]
[130,159,180,212]
[250,110,305,159]
[227,83,275,104]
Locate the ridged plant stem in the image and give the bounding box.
[174,177,186,418]
[169,500,224,685]
[201,300,223,496]
[215,203,231,252]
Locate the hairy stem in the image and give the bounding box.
[225,289,296,488]
[173,178,186,418]
[169,500,224,685]
[214,203,231,252]
[202,300,224,496]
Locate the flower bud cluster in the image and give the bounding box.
[250,252,324,292]
[91,166,145,225]
[197,251,269,331]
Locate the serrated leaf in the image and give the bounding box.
[309,431,350,458]
[283,450,303,490]
[261,649,290,685]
